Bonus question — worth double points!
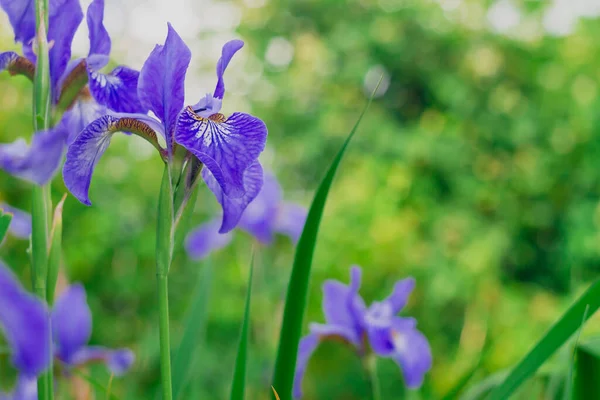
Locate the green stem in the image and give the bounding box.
[156,165,175,400]
[364,355,382,400]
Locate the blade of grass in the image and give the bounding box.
[271,78,381,399]
[230,254,255,400]
[573,337,600,399]
[172,259,213,399]
[565,304,589,398]
[0,211,12,243]
[488,279,600,400]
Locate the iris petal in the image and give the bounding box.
[213,39,244,100]
[390,320,432,388]
[60,97,106,145]
[0,52,17,72]
[52,284,92,363]
[176,108,267,198]
[185,219,233,260]
[237,173,282,243]
[138,23,190,153]
[0,0,35,44]
[274,203,307,243]
[88,65,144,113]
[383,278,416,314]
[0,262,50,377]
[86,0,110,56]
[48,0,84,97]
[70,346,135,376]
[202,161,264,233]
[62,115,117,205]
[0,127,67,185]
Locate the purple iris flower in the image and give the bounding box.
[186,172,306,260]
[51,284,135,376]
[0,0,143,185]
[0,262,51,400]
[63,23,267,232]
[293,266,432,398]
[0,203,32,239]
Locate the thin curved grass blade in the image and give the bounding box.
[0,210,12,243]
[172,260,213,399]
[488,279,600,400]
[230,254,255,400]
[271,79,381,399]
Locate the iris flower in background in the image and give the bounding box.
[63,23,267,232]
[186,172,307,260]
[293,266,432,398]
[0,263,134,399]
[0,262,50,400]
[0,0,143,185]
[0,204,32,239]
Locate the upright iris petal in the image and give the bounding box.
[138,23,191,153]
[0,263,50,377]
[0,0,35,44]
[86,0,110,56]
[213,40,244,100]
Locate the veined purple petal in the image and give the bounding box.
[384,278,416,315]
[48,0,84,98]
[0,127,67,185]
[86,0,110,56]
[176,108,267,198]
[321,266,366,343]
[274,203,307,243]
[60,97,107,145]
[88,65,144,113]
[138,23,190,153]
[52,284,92,364]
[213,39,243,100]
[185,219,233,260]
[202,161,264,233]
[0,52,18,72]
[70,346,135,376]
[0,204,32,239]
[237,173,282,243]
[0,262,50,377]
[0,0,35,44]
[62,115,117,205]
[390,319,432,388]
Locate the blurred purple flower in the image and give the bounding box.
[0,203,32,239]
[293,266,432,398]
[0,0,143,185]
[186,173,307,260]
[52,284,135,375]
[63,23,267,233]
[0,262,51,399]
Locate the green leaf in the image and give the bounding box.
[573,337,600,399]
[0,210,13,243]
[271,79,381,399]
[230,254,255,400]
[488,279,600,400]
[172,259,213,400]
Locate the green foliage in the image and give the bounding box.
[0,210,12,243]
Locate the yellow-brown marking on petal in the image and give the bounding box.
[114,118,158,140]
[8,56,35,80]
[208,113,226,123]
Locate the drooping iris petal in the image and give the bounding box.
[0,52,17,72]
[86,0,110,56]
[176,108,267,198]
[0,204,32,239]
[60,97,106,144]
[390,319,432,388]
[63,115,117,205]
[0,127,67,185]
[321,266,366,340]
[274,203,307,243]
[366,316,416,357]
[383,278,416,314]
[213,39,244,100]
[48,0,84,97]
[237,173,282,243]
[0,262,50,377]
[0,51,35,80]
[0,0,35,44]
[185,219,233,260]
[138,23,190,153]
[88,65,144,113]
[52,284,92,363]
[70,346,135,376]
[202,161,264,233]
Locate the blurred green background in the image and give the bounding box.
[3,0,600,398]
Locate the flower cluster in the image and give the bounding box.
[293,265,432,398]
[186,172,307,260]
[0,262,133,399]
